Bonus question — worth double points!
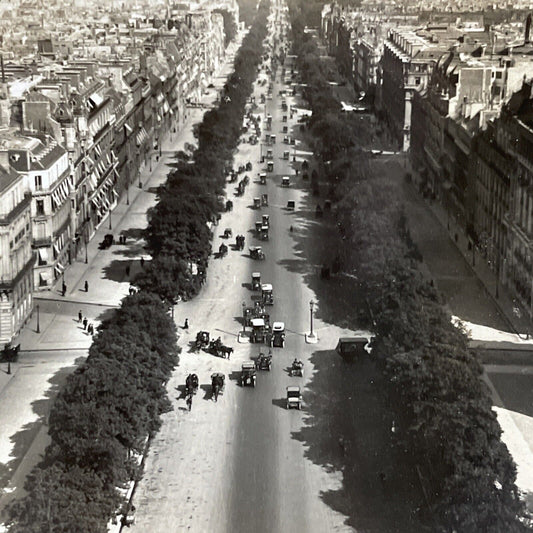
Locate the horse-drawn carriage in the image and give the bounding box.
[211,373,225,402]
[218,243,228,257]
[185,373,199,396]
[194,331,210,351]
[271,322,285,347]
[235,234,245,250]
[249,246,265,260]
[289,358,304,377]
[207,337,233,359]
[256,352,272,371]
[240,361,257,387]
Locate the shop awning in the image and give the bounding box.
[38,248,48,262]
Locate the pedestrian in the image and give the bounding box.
[140,256,145,268]
[89,324,94,335]
[125,265,130,277]
[78,310,82,323]
[184,318,189,330]
[186,394,192,412]
[62,282,66,296]
[83,317,88,330]
[84,280,89,292]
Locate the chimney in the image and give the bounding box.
[525,13,532,43]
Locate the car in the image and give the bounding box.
[241,361,257,387]
[271,322,285,347]
[286,386,302,409]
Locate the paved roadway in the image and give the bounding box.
[130,10,373,533]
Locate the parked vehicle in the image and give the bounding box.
[336,337,369,359]
[286,386,302,409]
[287,200,295,210]
[281,176,290,187]
[283,150,290,160]
[267,161,274,172]
[260,225,269,240]
[260,173,267,185]
[254,197,261,209]
[262,214,270,228]
[99,233,114,249]
[240,361,257,387]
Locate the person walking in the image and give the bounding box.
[186,394,192,412]
[62,282,67,296]
[140,257,145,268]
[84,280,89,292]
[83,317,88,331]
[78,310,83,323]
[184,318,189,330]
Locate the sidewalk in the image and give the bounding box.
[406,163,533,343]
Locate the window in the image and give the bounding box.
[35,175,42,190]
[496,71,502,79]
[36,200,45,216]
[415,77,421,85]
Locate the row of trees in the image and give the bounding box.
[5,292,179,533]
[287,3,531,531]
[4,4,272,532]
[138,0,270,306]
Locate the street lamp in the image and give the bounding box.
[36,304,40,333]
[108,206,112,230]
[309,300,315,339]
[242,301,246,333]
[85,236,88,264]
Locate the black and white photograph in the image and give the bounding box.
[0,0,532,531]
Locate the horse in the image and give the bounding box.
[220,346,233,359]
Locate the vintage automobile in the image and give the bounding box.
[261,193,268,206]
[260,225,269,240]
[254,197,261,209]
[290,358,304,377]
[283,150,290,160]
[261,284,274,305]
[260,173,267,185]
[262,214,270,228]
[266,149,273,160]
[286,386,302,410]
[287,200,295,210]
[271,322,285,347]
[255,220,263,234]
[223,227,233,238]
[252,272,262,291]
[283,135,290,144]
[281,176,290,187]
[267,161,274,172]
[240,361,257,387]
[270,134,276,144]
[250,317,266,343]
[256,352,272,371]
[335,337,369,359]
[249,246,266,260]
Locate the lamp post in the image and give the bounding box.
[85,235,88,264]
[36,304,40,334]
[242,301,246,333]
[126,178,130,206]
[309,300,315,338]
[108,206,112,230]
